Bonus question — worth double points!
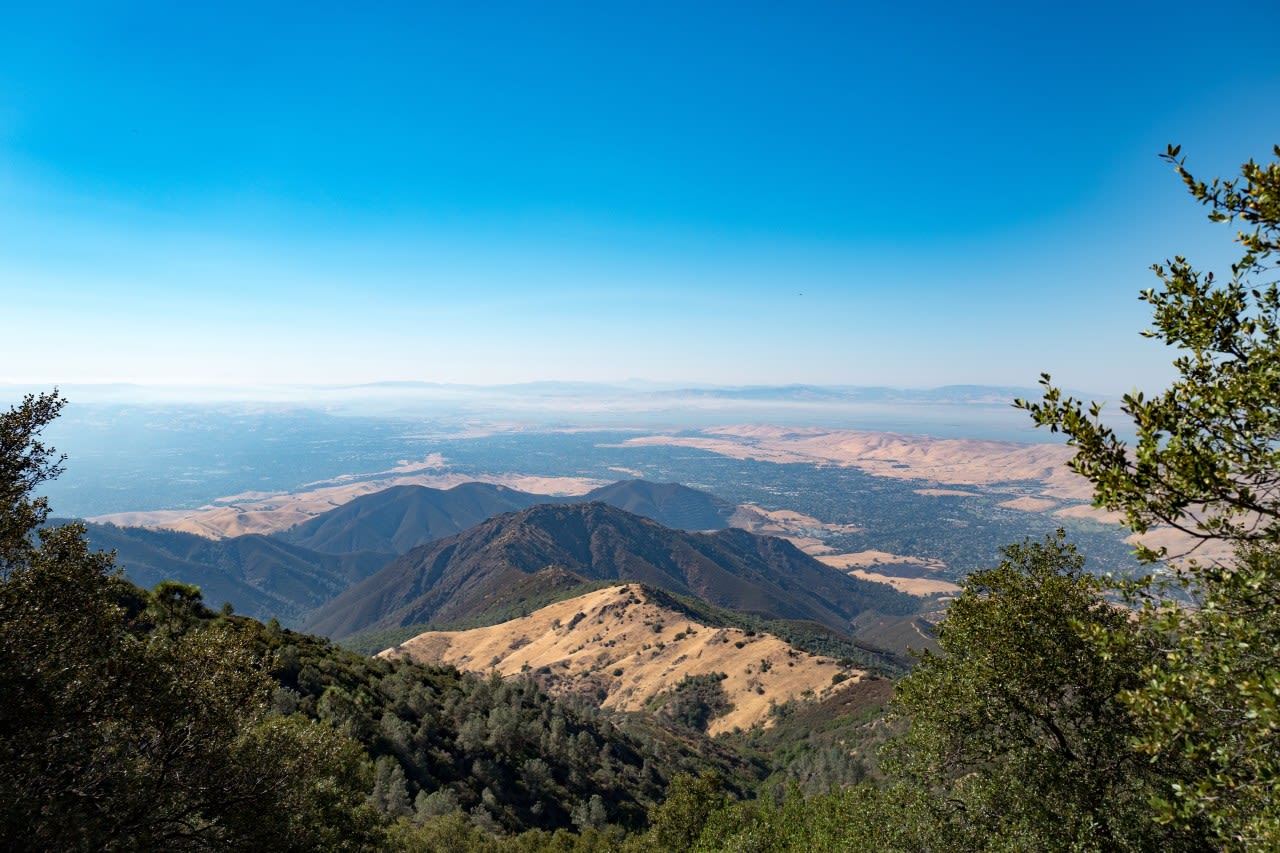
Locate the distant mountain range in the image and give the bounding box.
[16,381,1058,405]
[80,479,739,625]
[78,478,922,684]
[302,501,917,639]
[278,479,735,558]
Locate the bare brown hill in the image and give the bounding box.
[382,584,863,736]
[302,502,918,639]
[623,426,1086,496]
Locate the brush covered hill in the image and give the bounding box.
[381,583,866,736]
[277,482,544,557]
[78,480,736,627]
[277,479,735,558]
[303,502,919,639]
[77,521,389,625]
[253,615,758,835]
[578,479,734,531]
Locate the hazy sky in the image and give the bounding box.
[2,1,1277,393]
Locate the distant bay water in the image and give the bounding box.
[20,384,1123,518]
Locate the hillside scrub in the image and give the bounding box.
[0,393,382,852]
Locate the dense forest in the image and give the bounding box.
[3,146,1278,850]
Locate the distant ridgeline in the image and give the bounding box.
[76,479,922,644]
[73,480,730,621]
[302,501,916,640]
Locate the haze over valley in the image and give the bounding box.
[42,384,1151,623]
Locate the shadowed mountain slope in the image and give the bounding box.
[580,479,734,531]
[277,482,543,556]
[78,522,388,625]
[276,479,733,558]
[302,502,918,639]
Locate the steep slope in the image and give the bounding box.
[277,479,734,558]
[303,502,918,638]
[381,584,863,736]
[277,482,543,555]
[79,522,388,625]
[578,480,734,531]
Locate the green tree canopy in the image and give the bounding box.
[1018,144,1280,558]
[884,532,1199,852]
[0,392,381,851]
[0,390,64,574]
[1019,145,1280,849]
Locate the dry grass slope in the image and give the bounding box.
[381,584,862,736]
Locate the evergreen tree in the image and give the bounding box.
[884,532,1201,851]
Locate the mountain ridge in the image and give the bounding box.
[278,479,735,558]
[302,501,918,639]
[75,521,389,625]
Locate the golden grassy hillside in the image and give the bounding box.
[380,584,862,736]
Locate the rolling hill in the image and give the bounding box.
[73,480,743,628]
[578,479,734,531]
[276,481,543,556]
[277,479,735,558]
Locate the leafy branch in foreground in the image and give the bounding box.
[1017,144,1280,560]
[1019,144,1280,849]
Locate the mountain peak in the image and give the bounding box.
[303,502,918,639]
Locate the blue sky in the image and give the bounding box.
[2,1,1277,393]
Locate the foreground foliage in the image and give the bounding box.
[884,534,1204,851]
[0,394,381,852]
[1020,144,1280,848]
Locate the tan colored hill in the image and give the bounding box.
[88,425,1088,544]
[624,425,1087,496]
[380,584,862,736]
[623,425,1227,560]
[817,552,960,596]
[728,504,861,555]
[91,460,603,539]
